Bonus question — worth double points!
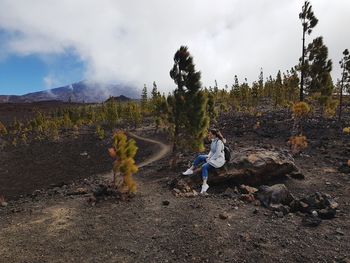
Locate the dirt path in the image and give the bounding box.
[128,131,172,168]
[101,131,171,183]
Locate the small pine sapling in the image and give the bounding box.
[343,127,350,134]
[0,121,7,137]
[96,125,105,140]
[324,99,339,118]
[109,131,138,193]
[288,135,308,154]
[289,101,310,154]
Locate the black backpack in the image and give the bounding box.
[224,145,232,162]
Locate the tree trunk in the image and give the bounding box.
[338,65,345,122]
[300,26,306,102]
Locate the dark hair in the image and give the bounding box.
[209,128,224,141]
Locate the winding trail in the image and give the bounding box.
[102,131,171,182]
[128,131,172,168]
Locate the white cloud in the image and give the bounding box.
[43,75,57,89]
[0,0,349,93]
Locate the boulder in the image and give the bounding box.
[172,147,300,190]
[256,184,295,207]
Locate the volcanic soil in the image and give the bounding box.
[0,107,350,263]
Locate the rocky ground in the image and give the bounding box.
[0,107,350,263]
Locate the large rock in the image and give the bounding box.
[256,184,295,207]
[172,147,300,191]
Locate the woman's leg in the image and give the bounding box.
[200,163,213,193]
[193,154,208,168]
[183,154,207,175]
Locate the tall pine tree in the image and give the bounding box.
[299,0,318,101]
[304,37,333,97]
[141,84,148,115]
[169,46,209,152]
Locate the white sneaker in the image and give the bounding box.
[182,168,194,175]
[200,183,209,194]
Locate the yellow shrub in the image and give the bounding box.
[0,121,7,136]
[110,131,138,193]
[343,127,350,134]
[324,99,339,118]
[288,135,308,154]
[292,102,310,118]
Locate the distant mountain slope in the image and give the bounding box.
[0,81,139,103]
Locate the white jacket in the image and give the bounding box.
[207,138,225,168]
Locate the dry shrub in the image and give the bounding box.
[288,135,308,154]
[292,102,310,118]
[343,127,350,134]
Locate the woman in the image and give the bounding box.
[182,129,226,194]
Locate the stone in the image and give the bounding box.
[335,228,345,236]
[256,184,295,207]
[239,185,258,195]
[219,212,229,220]
[338,163,350,173]
[302,214,321,227]
[240,194,255,203]
[221,187,237,198]
[289,171,305,180]
[67,187,88,196]
[162,200,170,206]
[1,201,8,207]
[275,211,284,218]
[318,208,336,219]
[270,204,290,215]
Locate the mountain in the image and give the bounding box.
[0,81,139,103]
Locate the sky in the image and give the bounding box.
[0,0,349,96]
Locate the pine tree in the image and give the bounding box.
[141,84,148,115]
[304,37,333,97]
[207,92,218,126]
[251,81,259,106]
[258,68,264,98]
[264,75,274,98]
[169,46,209,152]
[285,68,300,102]
[299,0,318,101]
[274,71,283,107]
[105,100,118,128]
[151,81,160,99]
[339,49,350,121]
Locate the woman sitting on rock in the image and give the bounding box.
[182,128,226,194]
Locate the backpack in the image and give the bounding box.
[224,145,232,162]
